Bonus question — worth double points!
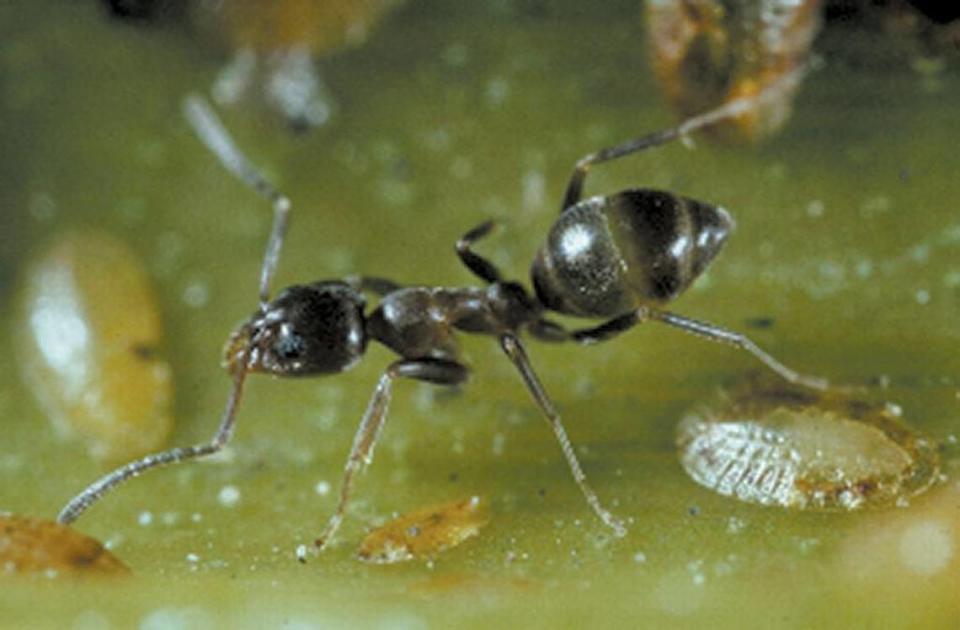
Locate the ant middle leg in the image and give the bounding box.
[499,332,627,537]
[315,357,469,550]
[456,220,503,284]
[347,275,403,296]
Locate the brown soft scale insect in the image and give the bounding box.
[0,514,129,576]
[57,67,826,549]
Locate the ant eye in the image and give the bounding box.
[274,333,306,361]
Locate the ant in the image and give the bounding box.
[57,67,827,549]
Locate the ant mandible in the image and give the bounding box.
[57,67,827,548]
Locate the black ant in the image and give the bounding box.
[57,67,827,549]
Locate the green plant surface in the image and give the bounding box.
[1,1,957,628]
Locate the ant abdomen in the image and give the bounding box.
[531,189,733,318]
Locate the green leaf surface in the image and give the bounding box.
[1,1,957,628]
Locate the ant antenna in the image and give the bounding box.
[58,357,250,524]
[183,94,291,307]
[58,95,284,525]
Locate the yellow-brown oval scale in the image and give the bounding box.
[0,514,130,577]
[357,496,488,564]
[19,232,173,464]
[676,378,940,510]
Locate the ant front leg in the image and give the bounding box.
[315,358,469,551]
[499,332,627,537]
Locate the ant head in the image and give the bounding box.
[224,282,367,377]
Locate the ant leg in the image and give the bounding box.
[456,220,502,284]
[529,309,649,345]
[537,308,828,390]
[528,318,568,343]
[347,275,403,296]
[315,358,468,550]
[499,332,627,537]
[183,94,291,307]
[650,309,829,390]
[561,65,810,210]
[57,365,250,524]
[569,309,650,344]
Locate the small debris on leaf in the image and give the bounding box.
[358,496,488,564]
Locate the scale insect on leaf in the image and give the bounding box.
[676,377,939,511]
[57,66,828,552]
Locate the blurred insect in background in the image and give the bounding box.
[103,0,400,130]
[646,0,823,142]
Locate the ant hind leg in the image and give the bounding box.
[528,308,649,345]
[650,309,829,390]
[560,64,811,211]
[568,309,650,345]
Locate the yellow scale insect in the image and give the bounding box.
[20,232,173,465]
